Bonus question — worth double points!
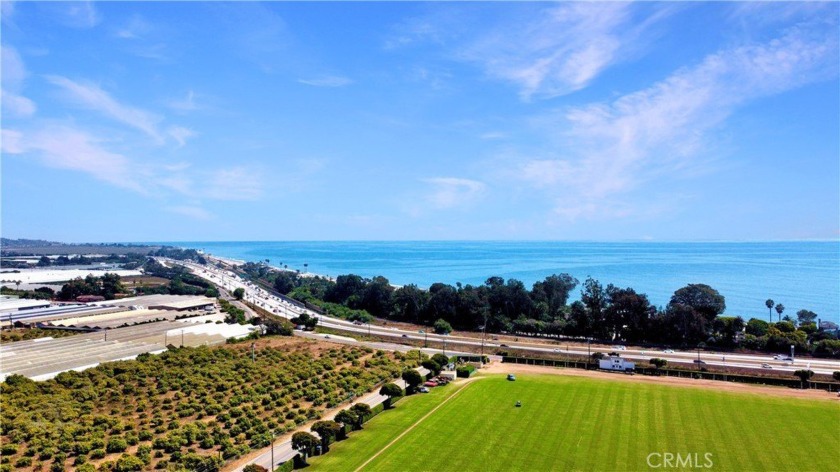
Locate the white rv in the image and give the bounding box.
[599,355,635,372]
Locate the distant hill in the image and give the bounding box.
[1,238,159,255]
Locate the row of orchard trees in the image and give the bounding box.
[254,267,840,356]
[290,382,405,466]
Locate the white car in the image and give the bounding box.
[613,345,627,350]
[761,363,772,369]
[662,349,675,354]
[418,387,430,393]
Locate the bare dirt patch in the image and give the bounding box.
[481,361,839,402]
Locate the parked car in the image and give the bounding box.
[507,374,516,381]
[418,387,430,393]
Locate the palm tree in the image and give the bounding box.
[304,263,309,274]
[775,303,785,323]
[765,299,775,323]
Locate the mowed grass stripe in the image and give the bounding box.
[310,374,839,472]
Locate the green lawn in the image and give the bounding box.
[308,374,839,471]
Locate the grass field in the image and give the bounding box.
[308,374,839,471]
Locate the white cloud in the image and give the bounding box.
[165,205,214,221]
[115,15,151,39]
[459,3,672,100]
[1,45,27,89]
[513,20,838,219]
[45,75,164,142]
[167,126,195,147]
[298,76,353,87]
[422,177,486,209]
[2,125,145,194]
[44,1,101,29]
[203,167,263,201]
[1,91,36,117]
[167,90,199,112]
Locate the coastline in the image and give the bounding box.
[177,241,840,323]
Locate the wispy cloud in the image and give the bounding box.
[45,75,164,142]
[167,90,199,112]
[203,167,263,201]
[115,15,151,39]
[43,1,101,29]
[2,125,145,194]
[422,177,486,209]
[298,75,353,87]
[1,45,36,117]
[167,126,195,147]
[511,19,838,220]
[458,3,673,100]
[165,205,214,221]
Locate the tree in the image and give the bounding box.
[233,287,245,300]
[431,353,450,368]
[401,369,424,394]
[531,274,578,319]
[433,318,452,335]
[669,284,726,322]
[793,369,814,389]
[796,309,818,326]
[349,403,372,429]
[765,299,775,323]
[649,358,668,373]
[291,432,317,464]
[37,256,51,267]
[311,420,341,452]
[745,318,770,337]
[421,359,441,375]
[379,383,403,408]
[243,465,268,472]
[334,410,358,435]
[774,303,785,323]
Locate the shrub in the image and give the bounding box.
[456,365,475,378]
[107,437,128,453]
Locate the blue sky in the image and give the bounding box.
[1,1,838,242]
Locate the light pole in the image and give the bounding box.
[181,329,184,347]
[271,436,274,468]
[790,344,795,361]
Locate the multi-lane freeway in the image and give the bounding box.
[164,258,840,376]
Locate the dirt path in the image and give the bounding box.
[352,377,482,472]
[481,362,839,402]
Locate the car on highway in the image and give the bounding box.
[401,334,408,338]
[693,359,706,364]
[418,330,425,334]
[662,349,675,353]
[553,348,561,352]
[500,344,509,347]
[761,363,772,369]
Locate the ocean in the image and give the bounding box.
[163,241,839,323]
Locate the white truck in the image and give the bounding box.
[599,355,635,372]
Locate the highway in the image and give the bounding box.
[165,258,840,376]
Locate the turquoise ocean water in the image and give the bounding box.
[163,241,839,323]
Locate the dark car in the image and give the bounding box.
[693,359,706,364]
[500,344,509,347]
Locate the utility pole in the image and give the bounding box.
[181,329,184,347]
[271,436,274,468]
[251,342,256,363]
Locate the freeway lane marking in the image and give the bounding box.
[353,378,481,472]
